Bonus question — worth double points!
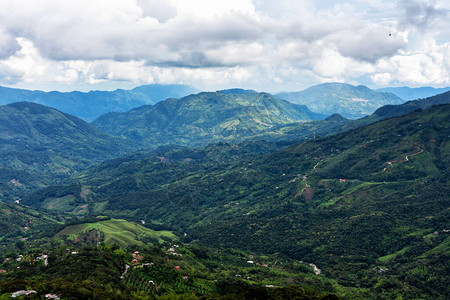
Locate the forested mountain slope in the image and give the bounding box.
[276,82,404,119]
[348,90,450,129]
[0,102,137,199]
[92,91,325,148]
[24,104,450,298]
[255,90,450,144]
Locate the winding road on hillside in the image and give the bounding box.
[382,143,424,172]
[291,157,324,200]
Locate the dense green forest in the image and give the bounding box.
[91,91,325,147]
[1,90,448,203]
[18,103,450,299]
[0,102,136,200]
[0,236,344,299]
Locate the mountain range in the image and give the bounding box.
[0,84,198,122]
[92,91,325,148]
[22,101,450,298]
[375,86,450,100]
[276,82,405,119]
[0,84,449,298]
[0,91,325,200]
[349,89,450,129]
[2,90,449,202]
[257,90,450,144]
[1,83,447,125]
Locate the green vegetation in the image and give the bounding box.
[20,103,450,298]
[92,91,324,148]
[0,241,342,299]
[276,82,404,119]
[55,218,177,248]
[378,246,410,262]
[0,201,67,256]
[1,92,450,298]
[0,102,136,200]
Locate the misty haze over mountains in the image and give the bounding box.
[0,84,198,122]
[1,82,448,122]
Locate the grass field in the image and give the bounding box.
[378,246,410,262]
[42,195,78,212]
[55,218,177,248]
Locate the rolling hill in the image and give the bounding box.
[276,82,404,119]
[55,218,177,248]
[92,91,325,148]
[0,102,138,200]
[251,90,450,144]
[0,84,198,122]
[23,103,450,298]
[0,201,66,255]
[349,89,450,129]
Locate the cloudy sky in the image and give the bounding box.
[0,0,449,92]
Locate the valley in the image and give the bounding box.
[0,102,137,200]
[0,87,449,299]
[1,1,450,298]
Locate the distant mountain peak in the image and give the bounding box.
[325,113,348,122]
[276,82,404,119]
[374,86,450,100]
[92,90,324,148]
[217,88,257,95]
[0,84,198,122]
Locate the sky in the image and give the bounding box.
[0,0,449,93]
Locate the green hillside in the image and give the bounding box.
[92,91,324,148]
[55,218,177,248]
[0,202,65,255]
[350,90,450,128]
[0,84,198,122]
[0,241,346,299]
[0,102,138,200]
[24,104,450,298]
[255,113,351,143]
[276,82,404,119]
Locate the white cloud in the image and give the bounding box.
[372,38,450,86]
[136,0,177,22]
[0,38,50,83]
[173,0,256,18]
[0,0,448,91]
[371,73,391,85]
